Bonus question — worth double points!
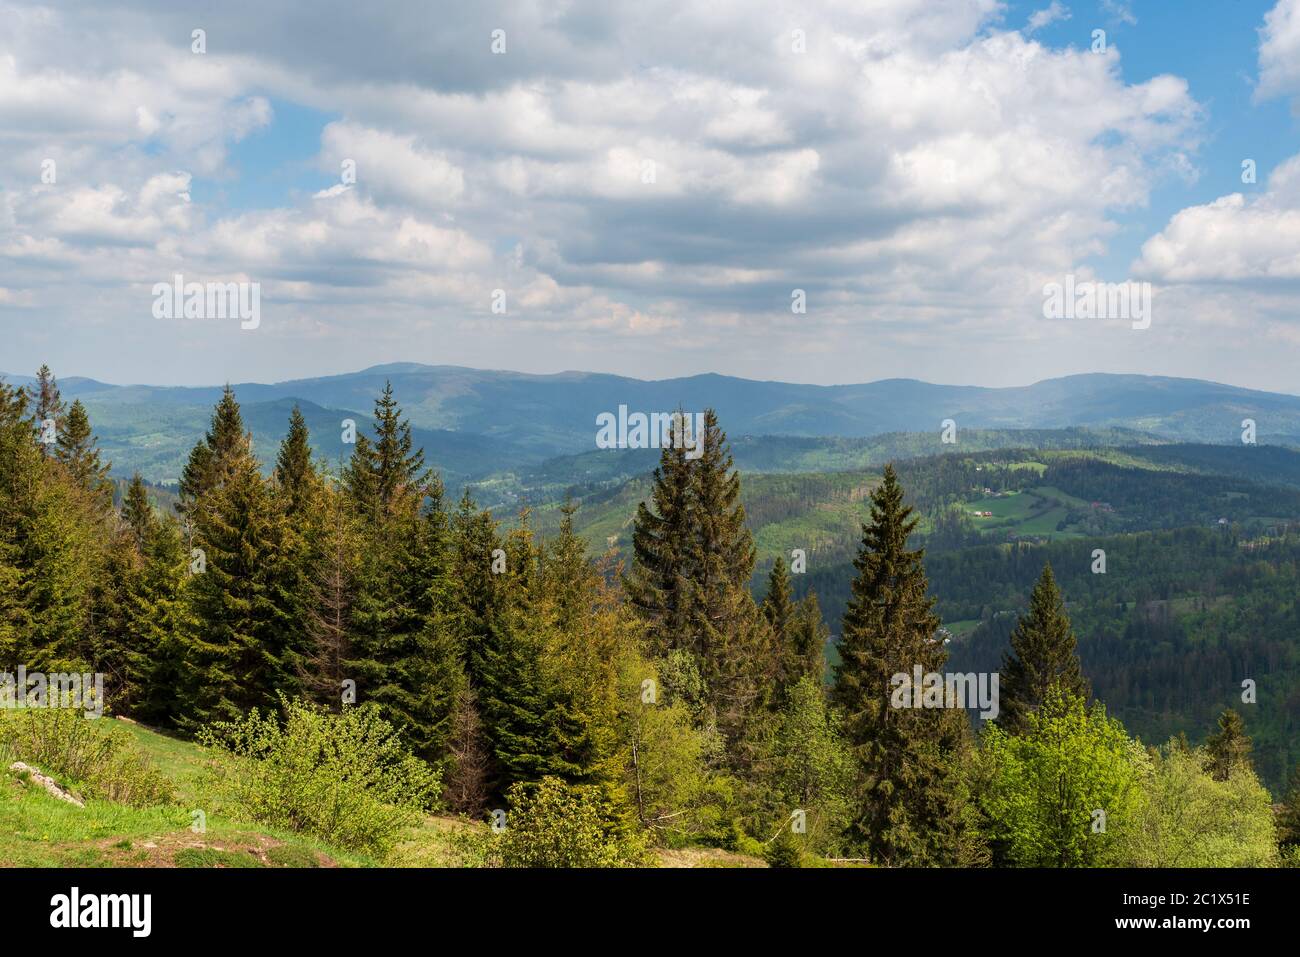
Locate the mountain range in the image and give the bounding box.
[4,364,1298,488]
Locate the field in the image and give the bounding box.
[0,720,765,868]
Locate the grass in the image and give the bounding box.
[3,717,771,868]
[0,718,380,868]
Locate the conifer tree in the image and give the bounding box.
[998,563,1089,734]
[832,463,965,865]
[179,427,297,727]
[789,591,829,688]
[0,381,38,661]
[623,416,694,658]
[1205,708,1253,781]
[1278,764,1300,850]
[128,515,189,724]
[274,405,318,518]
[120,473,155,549]
[472,514,564,789]
[30,364,64,457]
[340,386,462,764]
[762,558,795,649]
[300,480,360,705]
[178,385,246,514]
[54,399,110,496]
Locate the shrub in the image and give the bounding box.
[764,829,804,868]
[199,696,441,856]
[493,776,649,868]
[0,707,172,806]
[1116,743,1279,867]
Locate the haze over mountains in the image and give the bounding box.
[4,363,1299,487]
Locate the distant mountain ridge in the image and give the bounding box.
[3,364,1298,485]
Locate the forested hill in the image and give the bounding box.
[537,443,1300,792]
[3,365,1299,486]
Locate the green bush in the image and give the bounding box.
[0,707,173,807]
[493,776,648,868]
[199,696,441,856]
[764,829,804,868]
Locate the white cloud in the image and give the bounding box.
[1258,0,1300,105]
[1135,153,1300,282]
[0,0,1268,388]
[1027,2,1071,33]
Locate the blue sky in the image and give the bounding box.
[2,0,1299,392]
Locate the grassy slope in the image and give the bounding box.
[1,721,405,868]
[2,720,763,868]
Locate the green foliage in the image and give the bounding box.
[833,464,968,865]
[493,776,648,868]
[0,708,173,807]
[1117,742,1278,867]
[978,686,1144,867]
[764,827,805,868]
[199,696,441,856]
[753,675,853,856]
[998,563,1089,734]
[1205,708,1253,782]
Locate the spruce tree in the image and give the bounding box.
[55,399,110,496]
[832,463,965,865]
[0,381,38,662]
[274,405,318,518]
[684,411,769,748]
[623,415,694,658]
[1205,708,1253,781]
[762,558,795,649]
[1278,764,1300,850]
[179,428,297,727]
[340,386,461,764]
[129,515,189,724]
[789,591,829,688]
[120,473,155,549]
[178,385,246,514]
[30,364,64,457]
[998,563,1089,734]
[300,481,360,705]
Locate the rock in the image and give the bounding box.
[8,762,85,807]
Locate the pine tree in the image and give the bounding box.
[120,474,155,549]
[178,385,246,514]
[832,463,965,865]
[30,364,64,457]
[178,431,297,727]
[128,515,189,724]
[340,386,461,764]
[0,381,38,662]
[759,561,800,702]
[623,414,695,657]
[762,558,795,650]
[1205,708,1253,781]
[1279,764,1300,849]
[789,591,829,688]
[274,405,318,518]
[998,563,1089,734]
[54,399,110,496]
[300,481,360,705]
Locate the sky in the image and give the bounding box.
[1,0,1299,392]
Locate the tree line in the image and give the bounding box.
[1,366,1297,865]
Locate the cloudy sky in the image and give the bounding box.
[1,0,1298,391]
